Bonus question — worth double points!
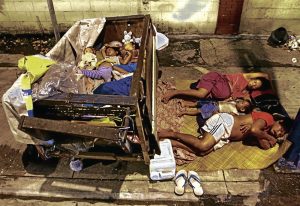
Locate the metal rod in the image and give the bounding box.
[47,0,60,42]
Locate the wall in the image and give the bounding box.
[0,0,219,34]
[1,0,299,35]
[215,0,244,34]
[240,0,300,34]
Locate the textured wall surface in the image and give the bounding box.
[0,0,219,34]
[240,0,300,34]
[0,0,299,35]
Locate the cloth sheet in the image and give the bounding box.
[47,18,106,64]
[175,79,291,171]
[156,80,184,132]
[93,76,132,96]
[156,80,193,165]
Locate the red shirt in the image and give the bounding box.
[225,73,249,99]
[251,111,274,130]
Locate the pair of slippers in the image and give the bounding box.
[174,170,203,196]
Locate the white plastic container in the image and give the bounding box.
[149,139,176,180]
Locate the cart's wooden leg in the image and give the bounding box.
[135,102,150,164]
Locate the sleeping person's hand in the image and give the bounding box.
[161,90,176,104]
[269,137,277,147]
[240,122,251,134]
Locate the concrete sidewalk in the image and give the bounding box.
[0,170,263,202]
[0,36,300,205]
[158,38,300,68]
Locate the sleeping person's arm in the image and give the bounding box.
[250,119,277,149]
[112,65,129,74]
[257,139,272,150]
[244,72,269,80]
[119,51,132,64]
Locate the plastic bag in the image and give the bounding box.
[267,27,288,46]
[32,63,85,100]
[153,25,169,50]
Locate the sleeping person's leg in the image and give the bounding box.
[180,100,198,108]
[169,139,195,153]
[112,65,129,74]
[170,139,214,156]
[162,88,209,103]
[178,108,200,117]
[158,129,216,154]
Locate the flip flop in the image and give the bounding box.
[188,171,204,196]
[174,170,187,195]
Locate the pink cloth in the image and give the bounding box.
[225,73,249,99]
[196,72,231,100]
[173,147,197,165]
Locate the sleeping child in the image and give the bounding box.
[78,43,136,79]
[178,98,253,119]
[77,42,138,93]
[112,42,139,74]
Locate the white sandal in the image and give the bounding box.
[174,170,187,195]
[188,171,204,196]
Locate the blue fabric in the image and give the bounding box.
[114,62,137,73]
[22,89,32,95]
[196,99,217,108]
[93,76,132,96]
[27,110,34,117]
[196,100,218,119]
[284,109,300,163]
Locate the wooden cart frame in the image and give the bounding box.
[19,15,160,165]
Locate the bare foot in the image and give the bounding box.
[177,108,186,117]
[161,90,177,103]
[158,129,175,139]
[179,101,188,108]
[177,111,184,117]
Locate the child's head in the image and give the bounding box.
[235,98,252,113]
[247,77,271,90]
[270,117,293,138]
[84,47,95,54]
[105,47,119,56]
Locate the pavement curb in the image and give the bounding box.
[0,175,263,202]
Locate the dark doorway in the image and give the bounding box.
[215,0,245,35]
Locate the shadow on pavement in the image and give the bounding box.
[21,144,60,175]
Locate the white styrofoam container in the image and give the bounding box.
[149,139,176,180]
